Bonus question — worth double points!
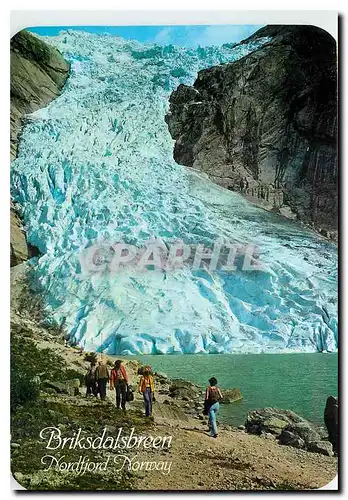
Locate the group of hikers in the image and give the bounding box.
[85,359,223,437]
[85,359,155,417]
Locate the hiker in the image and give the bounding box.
[138,366,155,417]
[95,360,109,401]
[204,377,222,438]
[85,360,98,397]
[110,360,129,410]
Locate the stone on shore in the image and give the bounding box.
[220,388,243,404]
[307,440,334,457]
[278,430,305,449]
[246,407,335,457]
[168,379,201,400]
[245,407,305,436]
[283,422,321,444]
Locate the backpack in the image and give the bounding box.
[208,386,220,404]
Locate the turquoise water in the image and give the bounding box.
[131,353,338,426]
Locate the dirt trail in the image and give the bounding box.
[103,373,338,491]
[133,415,337,491]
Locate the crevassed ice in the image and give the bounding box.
[11,31,338,354]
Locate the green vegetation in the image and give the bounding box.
[11,395,152,490]
[10,326,152,490]
[11,332,82,411]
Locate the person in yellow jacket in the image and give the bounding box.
[138,366,155,417]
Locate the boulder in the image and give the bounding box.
[245,408,305,437]
[324,395,338,453]
[307,440,334,457]
[168,379,201,400]
[279,430,305,449]
[220,388,243,404]
[246,408,331,454]
[283,422,321,445]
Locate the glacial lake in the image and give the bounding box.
[129,352,338,427]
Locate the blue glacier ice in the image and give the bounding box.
[11,31,338,355]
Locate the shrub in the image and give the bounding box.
[11,336,41,411]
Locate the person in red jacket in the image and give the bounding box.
[110,360,129,410]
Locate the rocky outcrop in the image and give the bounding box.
[10,30,70,265]
[168,379,203,400]
[11,30,70,160]
[246,407,334,456]
[220,387,243,404]
[166,25,337,237]
[246,407,305,436]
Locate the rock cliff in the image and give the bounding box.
[10,30,70,265]
[166,25,338,238]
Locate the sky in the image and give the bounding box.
[27,25,263,48]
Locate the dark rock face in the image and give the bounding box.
[324,395,338,453]
[166,25,337,236]
[11,30,70,160]
[10,30,70,266]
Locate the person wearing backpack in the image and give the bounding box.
[110,360,129,410]
[95,360,110,401]
[204,377,222,438]
[85,360,98,397]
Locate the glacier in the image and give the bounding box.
[11,30,338,355]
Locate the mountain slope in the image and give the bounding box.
[166,25,338,238]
